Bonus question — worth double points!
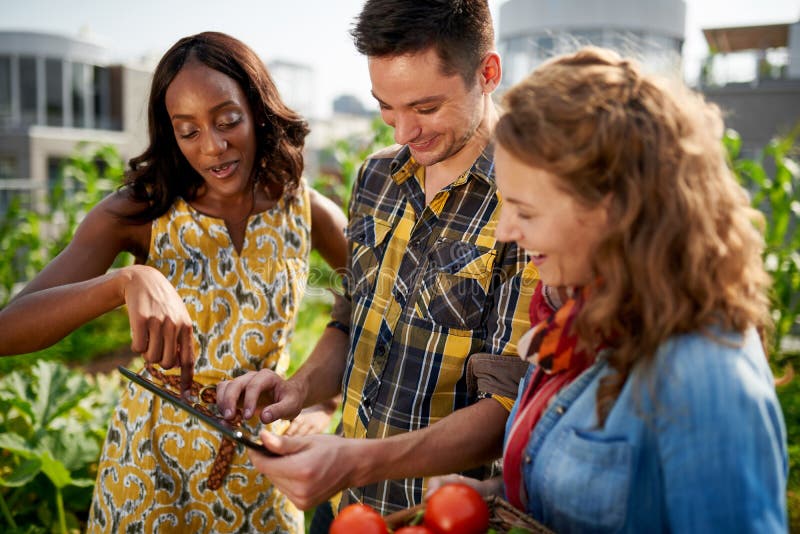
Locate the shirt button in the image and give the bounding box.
[524,455,532,464]
[555,405,566,415]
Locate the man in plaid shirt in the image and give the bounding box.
[217,0,538,520]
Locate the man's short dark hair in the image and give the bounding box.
[351,0,494,86]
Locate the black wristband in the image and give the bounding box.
[326,320,350,335]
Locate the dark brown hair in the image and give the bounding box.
[496,47,773,425]
[123,31,309,221]
[351,0,494,86]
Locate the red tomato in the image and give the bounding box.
[424,483,490,534]
[330,503,389,534]
[395,526,435,534]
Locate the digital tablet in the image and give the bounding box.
[118,366,278,456]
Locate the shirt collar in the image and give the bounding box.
[388,143,496,187]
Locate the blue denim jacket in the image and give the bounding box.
[505,328,788,533]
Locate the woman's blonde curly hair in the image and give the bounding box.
[495,46,773,425]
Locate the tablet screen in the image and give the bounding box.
[118,366,278,456]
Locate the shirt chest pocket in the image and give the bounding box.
[537,427,632,533]
[346,214,393,299]
[418,239,496,332]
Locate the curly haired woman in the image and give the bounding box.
[430,47,788,533]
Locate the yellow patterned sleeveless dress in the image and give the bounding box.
[87,190,310,533]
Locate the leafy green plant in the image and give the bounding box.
[309,117,394,290]
[0,143,133,376]
[45,144,126,262]
[724,126,800,530]
[781,377,800,529]
[0,142,129,307]
[0,360,121,533]
[724,127,800,370]
[312,116,394,212]
[0,309,132,376]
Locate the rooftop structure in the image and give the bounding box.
[496,0,686,90]
[698,20,800,153]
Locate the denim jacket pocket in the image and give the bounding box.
[420,239,496,331]
[538,427,632,533]
[346,214,393,299]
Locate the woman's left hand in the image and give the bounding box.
[284,398,339,436]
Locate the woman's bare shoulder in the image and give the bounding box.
[82,190,153,259]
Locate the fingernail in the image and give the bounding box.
[244,409,253,419]
[261,409,271,421]
[224,409,233,419]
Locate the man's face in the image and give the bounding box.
[368,48,485,167]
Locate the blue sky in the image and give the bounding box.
[2,0,799,117]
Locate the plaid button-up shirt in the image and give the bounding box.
[339,143,538,514]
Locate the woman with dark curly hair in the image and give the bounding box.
[0,32,346,532]
[430,46,788,532]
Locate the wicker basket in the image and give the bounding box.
[383,495,554,533]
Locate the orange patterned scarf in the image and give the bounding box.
[503,281,595,510]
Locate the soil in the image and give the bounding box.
[76,346,139,375]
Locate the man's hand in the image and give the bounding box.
[216,369,305,423]
[246,432,363,510]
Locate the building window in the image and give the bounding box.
[0,155,23,215]
[72,62,87,128]
[109,66,123,131]
[640,34,683,77]
[499,34,560,89]
[570,30,603,48]
[94,66,111,130]
[46,58,64,127]
[0,56,10,123]
[0,155,16,179]
[19,56,37,126]
[47,156,68,192]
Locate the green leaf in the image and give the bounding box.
[0,432,38,459]
[722,129,741,159]
[40,426,100,472]
[0,372,35,422]
[38,451,72,490]
[29,360,92,429]
[65,477,95,488]
[0,458,41,488]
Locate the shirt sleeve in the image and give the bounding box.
[466,352,531,411]
[472,241,537,411]
[482,241,538,357]
[654,332,788,532]
[331,160,369,325]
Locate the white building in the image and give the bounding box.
[0,30,151,212]
[496,0,686,90]
[268,59,316,120]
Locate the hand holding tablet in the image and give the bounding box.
[118,366,279,456]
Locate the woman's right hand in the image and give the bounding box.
[121,265,195,392]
